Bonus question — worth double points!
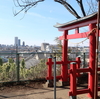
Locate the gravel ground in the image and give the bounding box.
[0,81,100,99]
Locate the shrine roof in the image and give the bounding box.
[54,12,97,28]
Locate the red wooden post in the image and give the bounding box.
[47,57,53,80]
[69,62,77,99]
[61,30,68,85]
[46,57,53,87]
[88,23,96,98]
[76,57,81,77]
[75,28,79,34]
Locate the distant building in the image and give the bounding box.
[41,43,52,52]
[14,37,18,46]
[18,39,21,46]
[22,41,25,47]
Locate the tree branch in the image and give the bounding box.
[86,0,97,15]
[76,0,86,16]
[54,0,81,18]
[13,0,45,16]
[13,0,96,19]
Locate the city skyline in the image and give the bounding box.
[0,36,89,47]
[14,37,25,46]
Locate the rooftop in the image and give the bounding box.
[54,12,97,29]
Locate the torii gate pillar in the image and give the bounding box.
[88,23,96,98]
[61,30,68,85]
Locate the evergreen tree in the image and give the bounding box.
[21,59,25,68]
[0,58,3,66]
[8,58,14,64]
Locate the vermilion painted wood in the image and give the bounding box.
[47,58,52,80]
[76,57,81,77]
[98,87,100,91]
[59,30,100,40]
[57,20,96,31]
[47,13,100,99]
[69,63,77,96]
[88,24,96,98]
[57,15,97,31]
[69,89,89,95]
[61,30,68,82]
[76,89,89,95]
[76,68,90,73]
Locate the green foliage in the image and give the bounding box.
[0,58,3,66]
[0,57,48,82]
[9,63,16,80]
[53,37,62,61]
[54,37,73,61]
[8,58,14,63]
[0,57,17,81]
[19,59,47,80]
[54,37,62,52]
[20,59,26,79]
[21,59,25,68]
[0,66,2,73]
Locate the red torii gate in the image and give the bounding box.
[46,13,100,98]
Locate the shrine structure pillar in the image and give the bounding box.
[61,30,68,85]
[88,23,97,98]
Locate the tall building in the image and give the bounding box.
[15,37,18,46]
[22,41,25,47]
[18,39,21,46]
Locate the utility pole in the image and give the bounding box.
[53,52,56,99]
[94,0,100,99]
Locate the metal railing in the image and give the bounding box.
[0,52,95,83]
[0,52,62,83]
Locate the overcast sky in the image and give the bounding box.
[0,0,96,46]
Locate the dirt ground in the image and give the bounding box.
[0,81,100,99]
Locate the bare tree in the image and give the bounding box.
[86,0,97,15]
[13,0,45,16]
[13,0,97,19]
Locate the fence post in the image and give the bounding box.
[54,56,56,99]
[46,56,53,87]
[69,62,77,99]
[83,53,85,67]
[76,57,81,77]
[16,53,20,82]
